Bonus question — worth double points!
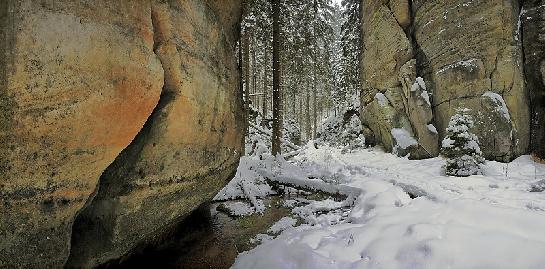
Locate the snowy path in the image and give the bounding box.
[228,145,545,269]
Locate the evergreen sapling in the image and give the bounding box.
[441,109,485,176]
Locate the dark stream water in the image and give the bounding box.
[98,199,290,269]
[98,186,346,269]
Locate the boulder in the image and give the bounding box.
[413,0,530,161]
[67,0,244,267]
[0,1,163,267]
[361,93,414,155]
[0,0,243,268]
[360,0,437,159]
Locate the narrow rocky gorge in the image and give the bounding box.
[360,0,544,161]
[0,1,243,268]
[1,0,545,268]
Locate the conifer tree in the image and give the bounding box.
[441,109,485,177]
[271,0,282,156]
[240,0,339,147]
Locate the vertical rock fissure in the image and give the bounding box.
[509,0,523,121]
[490,54,499,93]
[522,0,545,158]
[360,0,439,159]
[399,0,438,158]
[0,2,12,266]
[410,1,440,158]
[405,0,434,157]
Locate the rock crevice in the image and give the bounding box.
[522,0,545,158]
[360,0,438,159]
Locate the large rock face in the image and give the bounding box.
[360,0,438,159]
[0,1,163,267]
[413,0,529,162]
[0,0,243,268]
[67,1,244,267]
[522,0,545,158]
[360,0,531,161]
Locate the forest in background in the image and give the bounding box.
[239,0,361,150]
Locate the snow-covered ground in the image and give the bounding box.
[224,144,545,269]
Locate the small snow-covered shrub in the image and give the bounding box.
[317,110,365,151]
[245,107,300,155]
[246,129,269,157]
[340,114,366,151]
[283,118,301,146]
[317,113,343,144]
[441,108,485,177]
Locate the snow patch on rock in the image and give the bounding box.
[421,90,431,106]
[411,77,427,92]
[374,92,388,107]
[427,124,438,134]
[391,128,418,149]
[437,59,478,74]
[482,91,511,122]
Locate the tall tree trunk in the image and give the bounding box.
[292,91,296,117]
[263,43,268,121]
[251,36,257,107]
[299,95,303,136]
[243,29,251,134]
[272,0,282,156]
[312,0,318,139]
[312,80,317,139]
[306,79,311,141]
[238,39,245,147]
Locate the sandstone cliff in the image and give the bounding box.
[360,0,534,161]
[0,1,243,268]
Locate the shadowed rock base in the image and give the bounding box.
[522,0,545,159]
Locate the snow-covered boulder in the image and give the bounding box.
[317,110,366,151]
[400,66,439,158]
